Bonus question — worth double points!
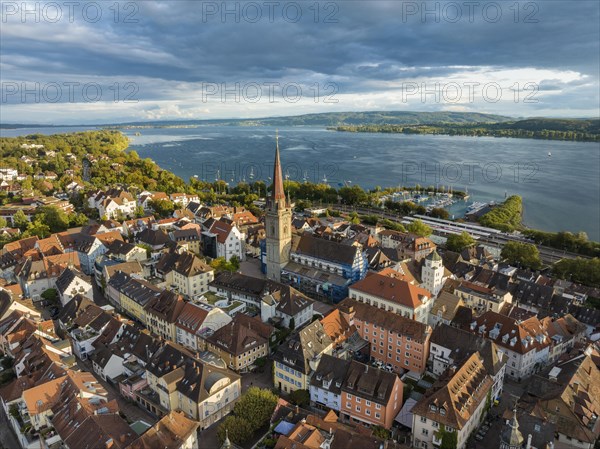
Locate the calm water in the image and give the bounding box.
[2,125,599,240]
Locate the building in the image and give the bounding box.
[202,218,245,262]
[348,269,433,324]
[338,297,431,374]
[455,279,513,314]
[55,268,93,306]
[143,342,241,429]
[264,134,292,282]
[273,319,333,393]
[282,233,368,303]
[310,354,351,411]
[340,360,403,430]
[428,290,465,328]
[524,355,600,449]
[127,411,200,449]
[203,314,273,372]
[421,250,446,297]
[144,290,185,341]
[175,302,232,351]
[428,323,506,401]
[261,284,314,328]
[467,311,550,380]
[411,352,494,449]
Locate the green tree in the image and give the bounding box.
[229,255,240,271]
[429,207,450,220]
[289,389,310,407]
[407,219,432,237]
[446,231,476,252]
[12,210,30,230]
[0,217,7,228]
[232,387,278,431]
[553,258,600,287]
[501,241,542,269]
[148,198,175,218]
[36,206,69,232]
[25,219,50,238]
[216,416,253,445]
[372,426,391,440]
[69,212,89,227]
[41,288,58,303]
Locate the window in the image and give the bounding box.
[356,397,361,403]
[422,429,429,436]
[376,404,381,410]
[356,406,361,412]
[420,416,427,423]
[366,409,371,416]
[375,412,381,419]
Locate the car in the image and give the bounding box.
[385,363,393,371]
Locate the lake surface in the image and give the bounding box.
[2,125,599,240]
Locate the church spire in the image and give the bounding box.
[271,130,286,202]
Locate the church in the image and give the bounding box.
[261,133,292,282]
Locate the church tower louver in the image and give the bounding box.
[265,132,292,282]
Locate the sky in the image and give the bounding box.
[1,0,599,124]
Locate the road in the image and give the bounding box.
[328,203,588,264]
[0,401,21,449]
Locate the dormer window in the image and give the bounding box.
[430,404,437,412]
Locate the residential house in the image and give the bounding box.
[273,319,334,393]
[175,302,231,351]
[338,297,431,375]
[411,352,494,449]
[203,314,273,372]
[55,268,93,306]
[340,360,403,430]
[144,290,185,341]
[310,354,351,411]
[127,411,200,449]
[466,311,550,380]
[428,291,465,329]
[348,269,433,324]
[202,218,245,262]
[523,355,600,449]
[428,324,506,401]
[261,284,314,328]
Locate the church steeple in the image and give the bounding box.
[271,130,286,203]
[264,131,292,282]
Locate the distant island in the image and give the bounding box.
[329,118,600,142]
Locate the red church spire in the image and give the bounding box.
[271,130,286,202]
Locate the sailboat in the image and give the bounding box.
[548,151,552,157]
[249,167,254,180]
[303,171,308,183]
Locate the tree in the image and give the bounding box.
[134,205,145,218]
[407,219,432,237]
[12,210,29,230]
[446,231,476,252]
[148,198,175,218]
[553,257,600,287]
[36,206,69,232]
[229,255,240,271]
[216,416,253,445]
[41,288,58,303]
[501,241,542,269]
[372,426,391,440]
[0,217,7,228]
[24,219,50,238]
[69,212,89,227]
[429,207,450,220]
[232,387,278,431]
[289,389,310,407]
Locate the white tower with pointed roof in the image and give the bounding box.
[422,250,444,297]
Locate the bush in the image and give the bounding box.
[217,416,254,446]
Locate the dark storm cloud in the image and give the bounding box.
[0,0,598,120]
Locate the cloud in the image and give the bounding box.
[0,0,598,123]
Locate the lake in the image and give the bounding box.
[2,125,599,240]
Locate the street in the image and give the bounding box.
[0,402,20,449]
